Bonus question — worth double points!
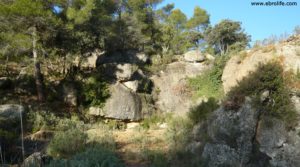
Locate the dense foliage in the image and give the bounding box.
[80,72,110,107]
[0,0,250,104]
[225,62,298,127]
[189,55,229,99]
[47,128,88,158]
[205,20,250,54]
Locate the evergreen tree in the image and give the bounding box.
[0,0,62,102]
[205,19,250,54]
[186,6,209,49]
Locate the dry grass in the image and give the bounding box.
[261,44,276,53]
[113,128,168,166]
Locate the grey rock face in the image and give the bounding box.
[0,104,25,120]
[256,117,300,167]
[23,152,43,167]
[202,143,240,167]
[103,83,142,121]
[123,80,139,92]
[151,61,208,113]
[222,42,300,93]
[201,98,260,166]
[88,106,105,117]
[192,97,300,167]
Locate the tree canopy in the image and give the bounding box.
[0,0,251,101]
[205,19,250,54]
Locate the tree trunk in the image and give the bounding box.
[32,26,45,102]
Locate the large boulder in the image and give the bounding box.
[190,97,300,167]
[101,63,138,81]
[123,80,139,92]
[0,104,25,120]
[151,61,208,113]
[200,98,262,167]
[222,51,274,93]
[23,152,43,167]
[126,50,150,64]
[256,117,300,167]
[183,50,205,62]
[89,83,142,121]
[222,37,300,93]
[76,49,104,69]
[88,106,105,117]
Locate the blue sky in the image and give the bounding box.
[158,0,300,43]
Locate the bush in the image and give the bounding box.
[225,62,298,127]
[141,112,173,129]
[27,111,60,132]
[81,72,110,107]
[47,147,125,167]
[188,97,219,124]
[189,55,229,99]
[166,117,193,152]
[189,71,223,99]
[47,129,87,158]
[27,110,85,132]
[141,149,169,167]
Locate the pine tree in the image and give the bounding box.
[0,0,61,102]
[186,6,210,49]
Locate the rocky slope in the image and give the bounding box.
[188,35,300,167]
[222,35,300,93]
[190,97,300,167]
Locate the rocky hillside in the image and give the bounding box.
[187,35,300,167]
[1,36,300,167]
[223,35,300,93]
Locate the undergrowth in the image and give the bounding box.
[188,55,229,99]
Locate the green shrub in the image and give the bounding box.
[188,97,219,124]
[141,112,173,129]
[189,71,223,99]
[225,62,298,127]
[27,111,84,132]
[27,111,60,132]
[166,117,193,152]
[81,72,110,107]
[189,55,229,99]
[47,129,87,158]
[47,147,125,167]
[141,149,169,167]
